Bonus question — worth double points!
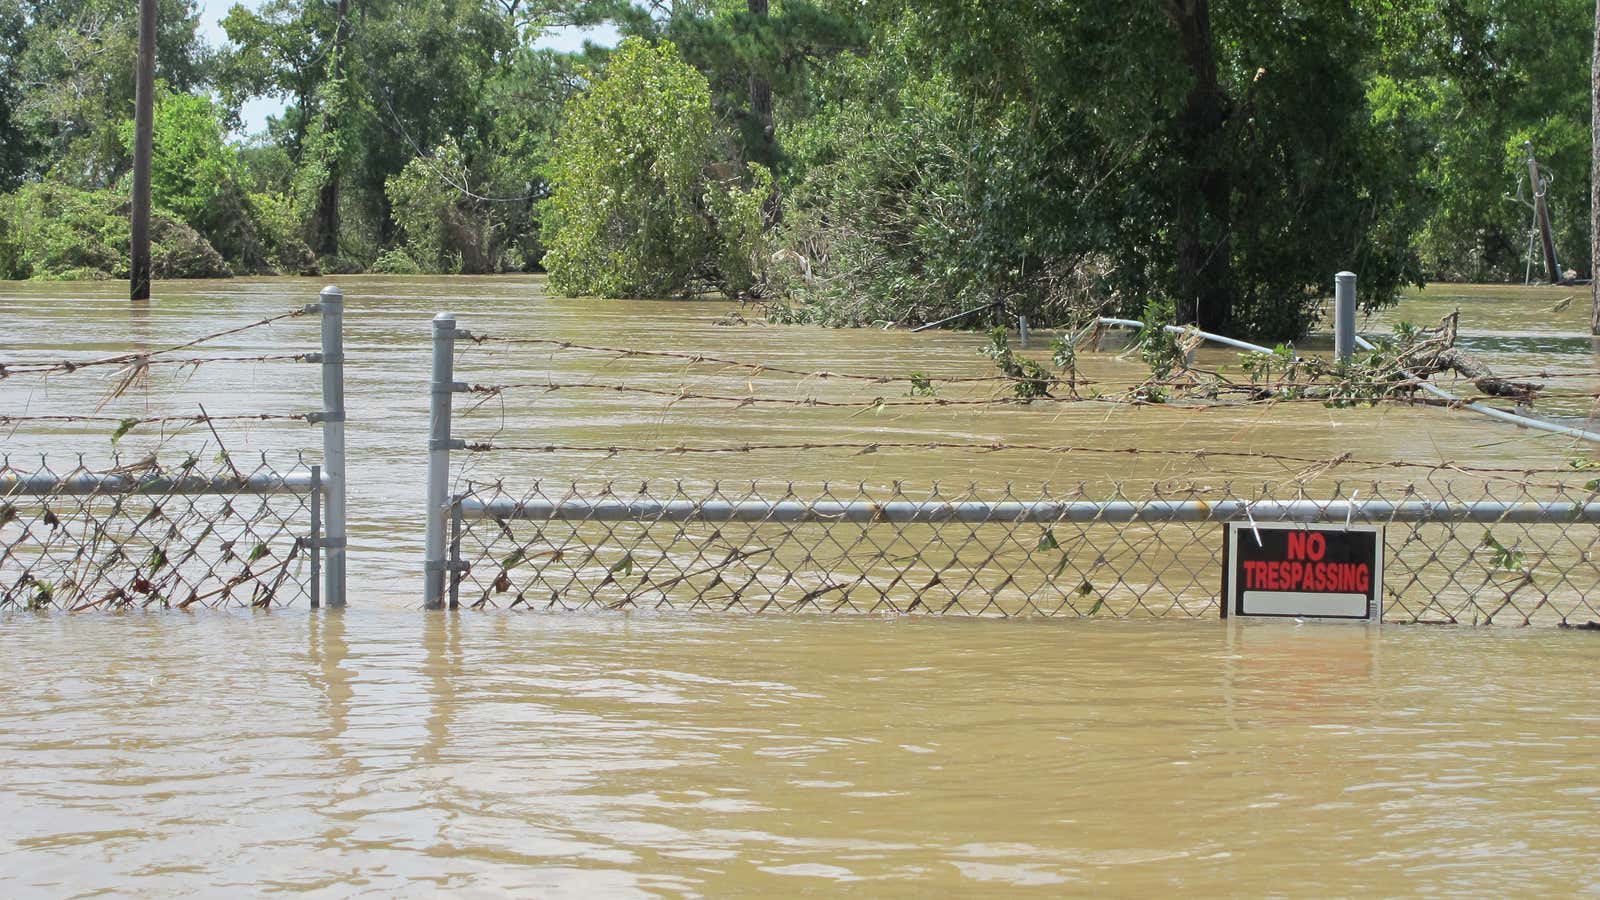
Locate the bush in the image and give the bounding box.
[245,191,315,274]
[0,181,229,280]
[1,182,126,279]
[541,38,765,298]
[370,247,423,274]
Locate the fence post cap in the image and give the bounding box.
[1336,271,1357,280]
[433,312,457,328]
[319,284,344,301]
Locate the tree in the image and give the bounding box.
[541,37,767,296]
[863,0,1430,338]
[8,0,205,189]
[1592,0,1599,333]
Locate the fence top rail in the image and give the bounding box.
[1,470,316,498]
[459,495,1600,526]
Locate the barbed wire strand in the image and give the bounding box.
[0,308,312,378]
[460,440,1598,477]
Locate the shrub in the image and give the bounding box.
[541,38,765,298]
[0,182,229,280]
[370,247,423,274]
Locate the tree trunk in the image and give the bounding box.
[1591,0,1600,332]
[308,0,351,261]
[747,0,780,226]
[1165,0,1233,331]
[129,0,156,301]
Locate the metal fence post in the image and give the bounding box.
[317,285,348,607]
[424,313,460,610]
[1334,271,1357,364]
[1018,315,1030,348]
[309,464,322,609]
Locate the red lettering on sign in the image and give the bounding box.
[1306,533,1326,561]
[1287,531,1308,560]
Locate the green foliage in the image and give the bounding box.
[0,182,127,279]
[126,91,238,231]
[0,0,1592,305]
[370,247,423,275]
[980,327,1056,400]
[542,39,715,296]
[244,190,315,274]
[542,38,766,298]
[1377,0,1595,281]
[0,182,227,281]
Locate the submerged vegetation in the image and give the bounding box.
[0,0,1593,339]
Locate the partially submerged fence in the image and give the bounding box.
[423,312,1600,626]
[0,287,346,610]
[0,454,322,610]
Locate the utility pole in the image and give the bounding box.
[1591,0,1600,333]
[130,0,156,301]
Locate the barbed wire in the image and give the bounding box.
[459,440,1598,477]
[0,414,310,427]
[0,308,311,379]
[461,335,1018,384]
[460,379,1532,410]
[462,334,1600,384]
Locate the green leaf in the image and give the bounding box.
[111,417,138,446]
[248,542,269,563]
[1036,530,1060,552]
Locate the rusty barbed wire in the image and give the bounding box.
[0,414,310,426]
[460,379,1484,410]
[459,440,1597,477]
[459,334,1019,384]
[0,308,312,379]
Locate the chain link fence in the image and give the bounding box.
[0,453,322,611]
[443,479,1600,626]
[0,287,346,611]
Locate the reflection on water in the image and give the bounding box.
[2,611,1598,894]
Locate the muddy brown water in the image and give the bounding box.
[2,277,1599,894]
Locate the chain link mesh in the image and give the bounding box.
[447,479,1600,626]
[0,453,319,611]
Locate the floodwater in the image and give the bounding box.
[4,611,1600,895]
[2,276,1599,894]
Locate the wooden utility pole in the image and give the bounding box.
[1592,0,1600,333]
[130,0,156,301]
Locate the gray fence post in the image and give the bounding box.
[424,313,460,610]
[1334,271,1357,364]
[317,285,348,607]
[309,464,322,608]
[1018,315,1030,348]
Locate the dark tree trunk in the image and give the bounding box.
[130,0,156,301]
[747,0,780,226]
[308,0,351,260]
[1165,0,1233,331]
[1592,0,1599,333]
